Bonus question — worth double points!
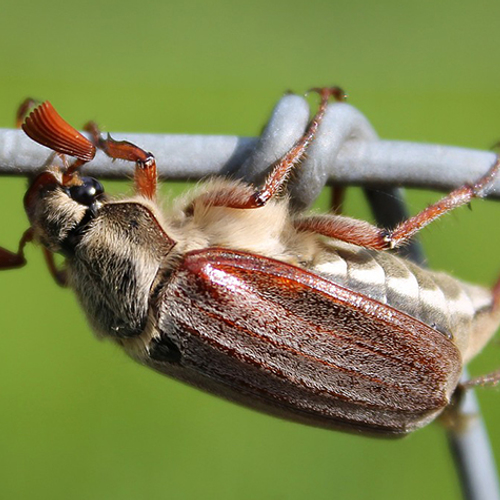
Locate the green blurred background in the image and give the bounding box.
[1,0,500,499]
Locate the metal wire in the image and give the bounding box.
[448,372,500,500]
[0,95,498,209]
[0,93,498,500]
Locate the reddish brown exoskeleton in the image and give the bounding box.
[1,89,500,436]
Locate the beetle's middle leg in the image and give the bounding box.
[84,122,157,200]
[294,156,500,251]
[194,87,346,210]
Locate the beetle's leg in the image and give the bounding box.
[84,121,157,200]
[461,371,500,389]
[493,274,500,310]
[248,87,345,208]
[0,228,67,286]
[331,186,346,214]
[196,87,345,210]
[21,102,154,196]
[0,228,33,269]
[42,248,67,287]
[295,157,500,250]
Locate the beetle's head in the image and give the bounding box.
[21,101,107,255]
[24,168,106,255]
[0,101,108,270]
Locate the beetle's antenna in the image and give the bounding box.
[22,101,96,163]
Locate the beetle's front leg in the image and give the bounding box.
[0,195,67,284]
[42,248,67,287]
[84,122,157,200]
[0,228,33,269]
[295,156,500,250]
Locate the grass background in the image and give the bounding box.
[1,0,500,499]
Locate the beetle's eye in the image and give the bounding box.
[68,177,105,206]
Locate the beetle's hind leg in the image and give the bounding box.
[461,369,500,389]
[84,121,157,200]
[294,156,500,251]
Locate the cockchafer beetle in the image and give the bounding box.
[1,88,500,437]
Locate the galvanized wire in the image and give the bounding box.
[0,93,498,500]
[0,95,498,209]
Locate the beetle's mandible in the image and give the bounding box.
[1,88,500,436]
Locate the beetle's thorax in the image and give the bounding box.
[67,198,175,339]
[166,179,317,265]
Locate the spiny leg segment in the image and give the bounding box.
[195,87,346,210]
[84,121,157,200]
[295,156,500,250]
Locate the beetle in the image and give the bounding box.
[1,88,499,436]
